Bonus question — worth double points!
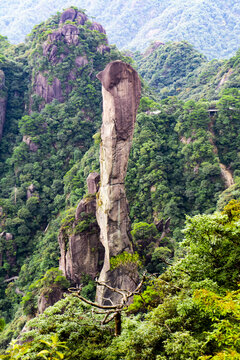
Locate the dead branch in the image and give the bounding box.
[69,273,146,336]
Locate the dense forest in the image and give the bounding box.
[0,5,240,360]
[1,0,240,59]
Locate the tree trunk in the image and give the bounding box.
[114,312,121,336]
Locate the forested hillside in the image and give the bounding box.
[1,0,240,59]
[0,6,240,360]
[135,41,240,100]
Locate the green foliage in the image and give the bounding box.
[194,288,240,359]
[5,295,112,360]
[136,42,240,102]
[0,340,32,359]
[110,252,142,272]
[136,41,207,99]
[21,268,69,316]
[1,0,240,60]
[178,203,240,289]
[37,334,68,360]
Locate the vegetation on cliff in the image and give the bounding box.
[0,6,240,360]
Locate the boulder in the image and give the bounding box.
[60,8,87,25]
[27,184,35,199]
[90,22,106,34]
[97,44,110,54]
[87,172,100,194]
[75,56,88,67]
[76,12,88,25]
[60,8,78,24]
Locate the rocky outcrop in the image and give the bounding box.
[0,70,7,141]
[23,135,39,152]
[96,61,141,304]
[90,22,106,34]
[143,41,164,57]
[220,163,234,188]
[32,8,107,110]
[59,176,104,285]
[60,8,87,25]
[38,288,64,314]
[87,172,100,194]
[34,73,64,105]
[97,44,110,54]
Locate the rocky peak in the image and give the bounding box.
[31,8,108,111]
[96,61,141,304]
[59,8,87,25]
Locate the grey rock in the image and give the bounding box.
[96,61,141,304]
[90,22,106,34]
[59,197,104,285]
[87,172,100,194]
[60,8,78,24]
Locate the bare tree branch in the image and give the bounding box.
[68,273,147,336]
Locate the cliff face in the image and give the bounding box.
[96,61,141,304]
[0,70,7,140]
[59,173,104,285]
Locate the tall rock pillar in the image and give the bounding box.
[96,61,141,304]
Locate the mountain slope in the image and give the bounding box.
[135,41,240,101]
[0,0,240,59]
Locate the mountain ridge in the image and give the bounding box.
[0,0,240,59]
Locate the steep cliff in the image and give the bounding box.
[96,61,141,304]
[59,173,104,285]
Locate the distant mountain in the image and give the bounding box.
[0,0,240,59]
[135,41,240,101]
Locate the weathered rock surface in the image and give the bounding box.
[90,22,106,34]
[59,195,104,285]
[38,287,64,314]
[60,8,87,25]
[96,61,141,304]
[87,172,100,194]
[23,135,39,152]
[0,70,7,141]
[34,72,64,104]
